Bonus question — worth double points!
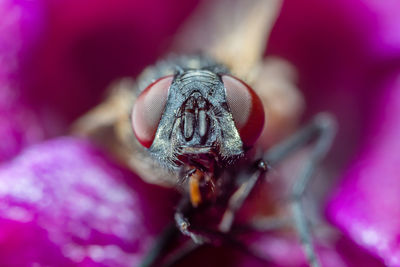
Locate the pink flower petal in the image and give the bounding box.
[268,0,400,170]
[0,0,47,161]
[327,73,400,266]
[0,138,178,265]
[242,233,383,267]
[2,0,400,265]
[175,232,383,267]
[361,0,400,58]
[22,0,199,122]
[0,103,46,162]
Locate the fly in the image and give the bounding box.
[72,1,337,265]
[131,55,336,267]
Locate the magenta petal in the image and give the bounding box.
[0,0,44,76]
[0,103,46,162]
[176,232,383,267]
[327,74,400,266]
[23,0,199,121]
[0,0,48,161]
[241,233,384,267]
[268,0,400,171]
[361,0,400,58]
[0,137,178,265]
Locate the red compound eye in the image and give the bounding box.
[222,75,265,148]
[131,75,173,148]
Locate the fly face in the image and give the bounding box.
[131,56,265,207]
[132,64,265,172]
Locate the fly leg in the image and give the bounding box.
[266,113,336,267]
[218,160,270,232]
[143,113,335,267]
[139,224,179,267]
[219,113,336,266]
[141,169,206,267]
[174,167,212,244]
[289,114,335,267]
[174,197,205,244]
[140,197,204,267]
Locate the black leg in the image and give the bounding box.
[141,113,336,267]
[139,224,179,267]
[174,197,206,244]
[287,114,336,267]
[262,113,335,266]
[219,160,269,232]
[140,198,204,267]
[219,113,336,266]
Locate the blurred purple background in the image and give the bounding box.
[0,0,399,265]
